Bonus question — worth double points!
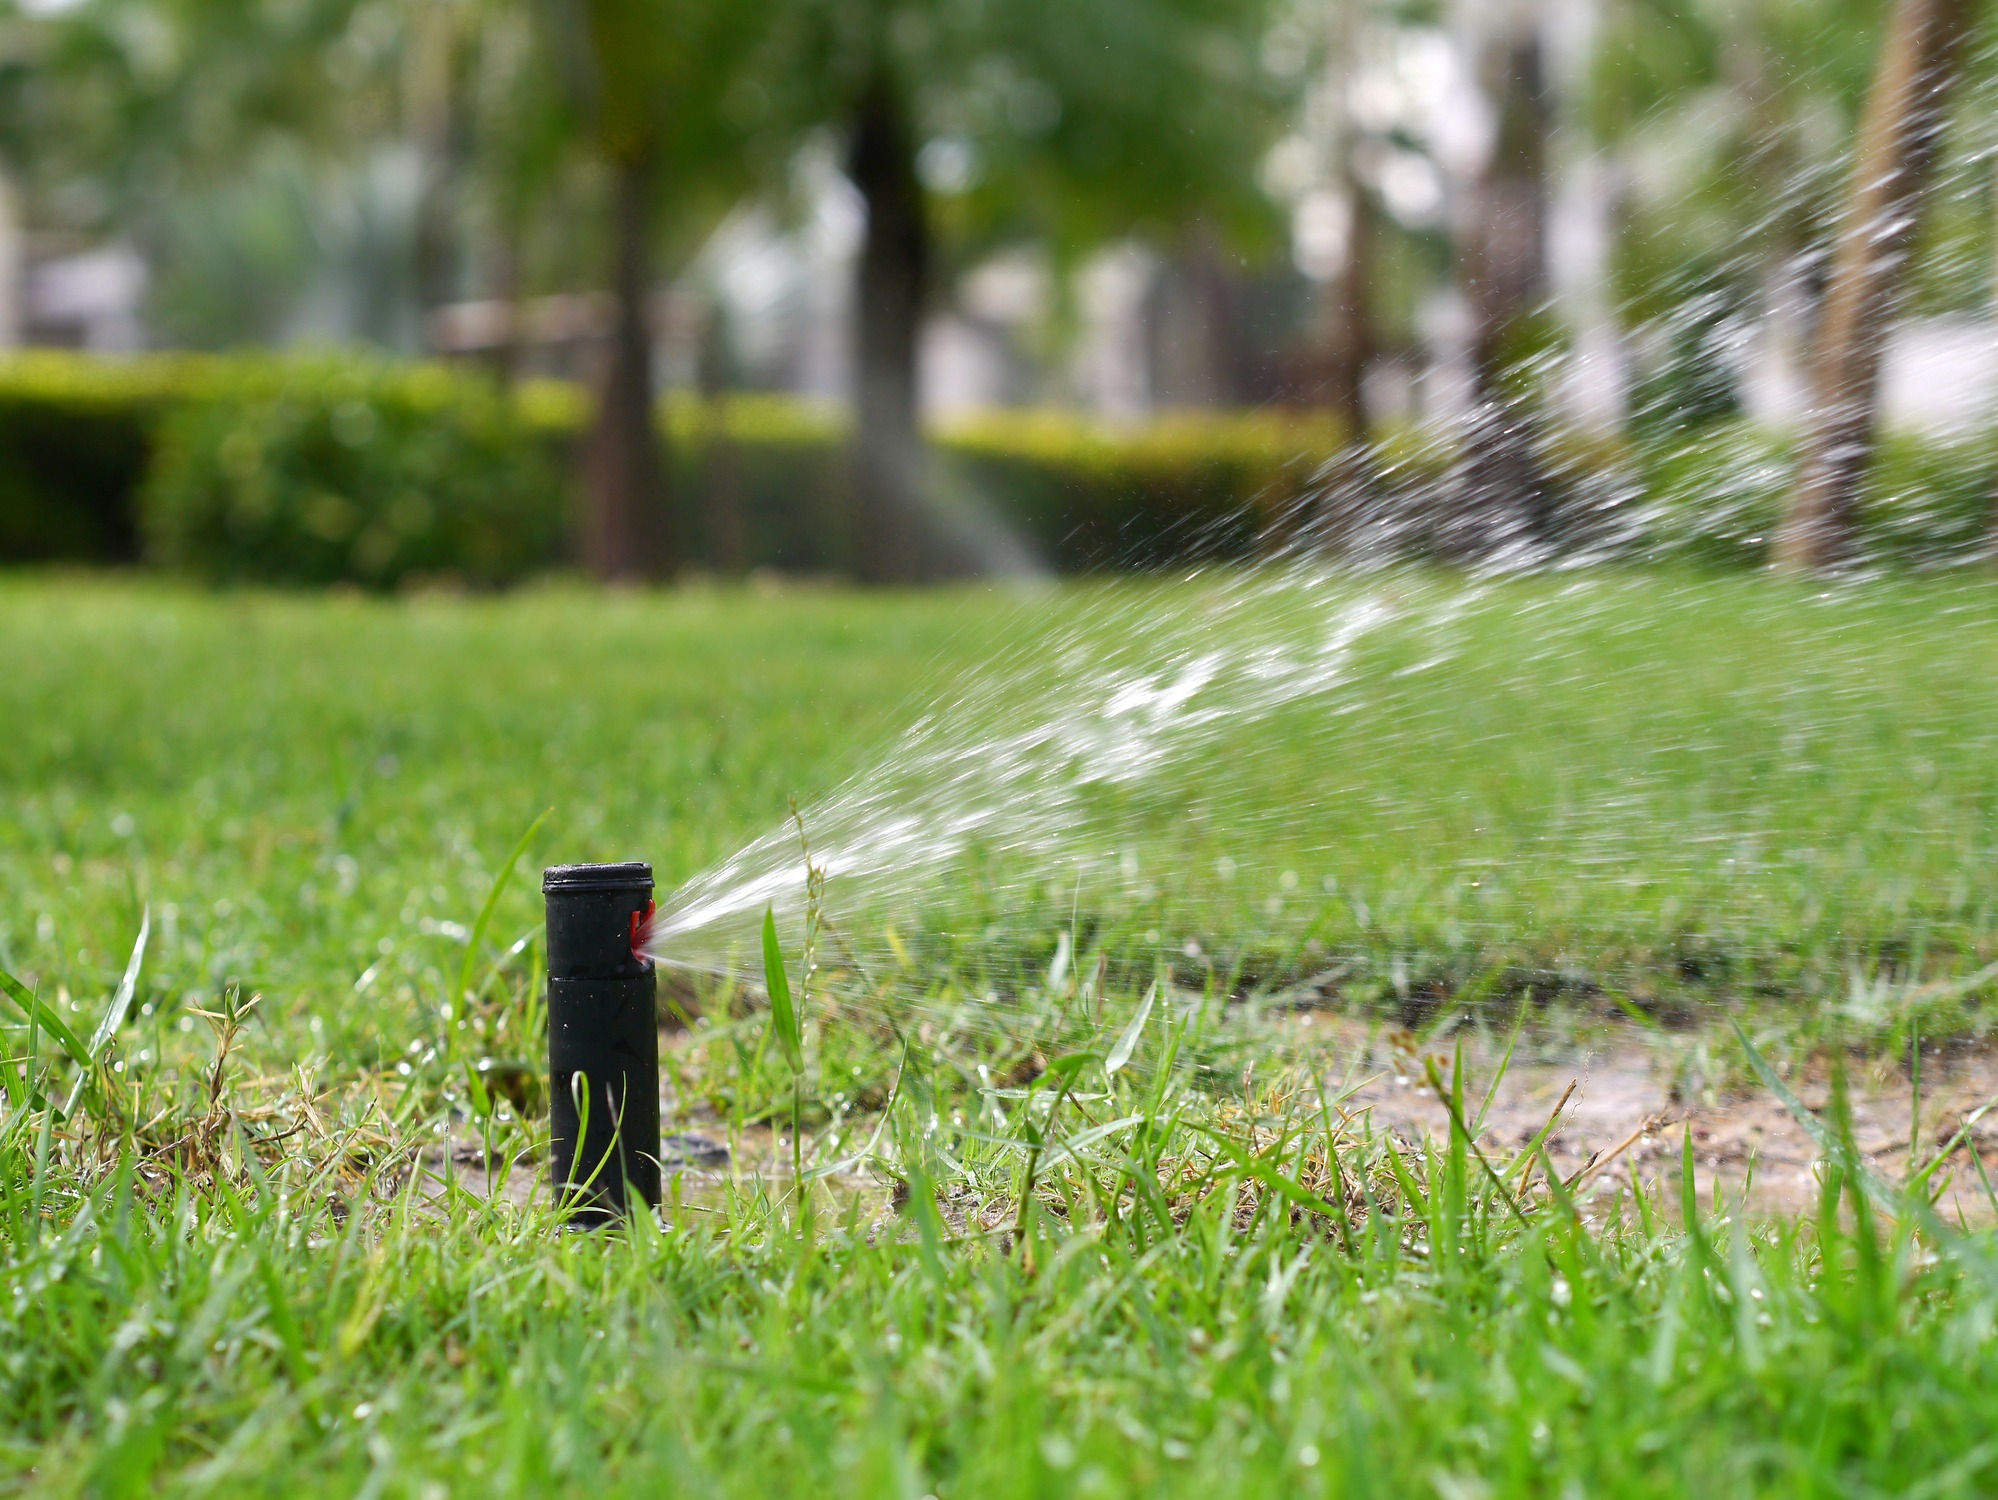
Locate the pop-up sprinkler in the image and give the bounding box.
[542,862,660,1223]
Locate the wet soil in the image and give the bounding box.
[424,1022,1998,1227]
[1320,1018,1998,1221]
[423,1121,892,1223]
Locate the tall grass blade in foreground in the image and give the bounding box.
[451,808,552,1060]
[763,905,807,1216]
[0,966,89,1069]
[761,907,802,1073]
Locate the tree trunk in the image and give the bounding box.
[1777,0,1972,572]
[411,5,462,347]
[698,304,748,574]
[582,152,669,581]
[1321,0,1372,449]
[1310,177,1378,558]
[1453,26,1554,559]
[487,232,524,386]
[0,166,22,350]
[1323,182,1375,446]
[413,152,459,342]
[848,74,930,585]
[1989,155,1998,566]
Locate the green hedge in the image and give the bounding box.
[142,357,564,589]
[517,384,1343,575]
[943,409,1346,568]
[0,353,188,563]
[1633,423,1997,570]
[0,349,1989,586]
[0,353,1341,583]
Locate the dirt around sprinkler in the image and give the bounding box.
[426,1017,1998,1229]
[426,1122,894,1224]
[1316,1017,1998,1221]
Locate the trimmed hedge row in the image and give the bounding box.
[0,353,185,563]
[0,348,1991,586]
[517,383,1345,575]
[144,358,564,588]
[0,352,1345,585]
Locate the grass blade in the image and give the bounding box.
[89,907,149,1062]
[1472,1001,1527,1136]
[762,907,801,1072]
[0,967,90,1068]
[1729,1018,1901,1206]
[1105,983,1157,1077]
[453,808,552,1046]
[1423,1054,1527,1226]
[1725,1017,1998,1292]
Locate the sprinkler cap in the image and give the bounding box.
[542,862,654,980]
[543,861,653,893]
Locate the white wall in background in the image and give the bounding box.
[28,245,146,351]
[1072,245,1157,422]
[1742,315,1998,435]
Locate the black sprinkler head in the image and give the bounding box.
[543,862,660,1223]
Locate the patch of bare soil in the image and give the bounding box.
[1322,1019,1998,1221]
[424,1020,1998,1229]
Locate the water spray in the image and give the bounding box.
[543,862,660,1223]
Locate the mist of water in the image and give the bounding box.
[643,67,1998,1034]
[649,562,1435,970]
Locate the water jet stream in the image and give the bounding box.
[645,563,1470,1007]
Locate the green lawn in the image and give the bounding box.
[5,571,1996,1043]
[5,571,1998,1496]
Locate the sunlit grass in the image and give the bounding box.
[4,570,1995,1059]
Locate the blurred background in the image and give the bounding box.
[0,0,1990,585]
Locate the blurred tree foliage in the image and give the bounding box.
[1586,0,1891,324]
[531,0,762,578]
[725,0,1291,580]
[16,0,1290,580]
[2,0,1994,574]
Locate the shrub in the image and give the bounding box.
[140,355,566,589]
[521,394,1340,573]
[0,353,187,564]
[1860,429,1998,567]
[0,349,1991,583]
[1629,422,1997,570]
[939,408,1344,569]
[1629,422,1795,570]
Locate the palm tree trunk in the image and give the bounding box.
[582,152,669,581]
[488,232,524,386]
[411,5,460,346]
[848,74,930,584]
[1777,0,1972,572]
[1989,156,1998,566]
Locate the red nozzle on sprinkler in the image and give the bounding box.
[543,863,661,1225]
[629,898,656,963]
